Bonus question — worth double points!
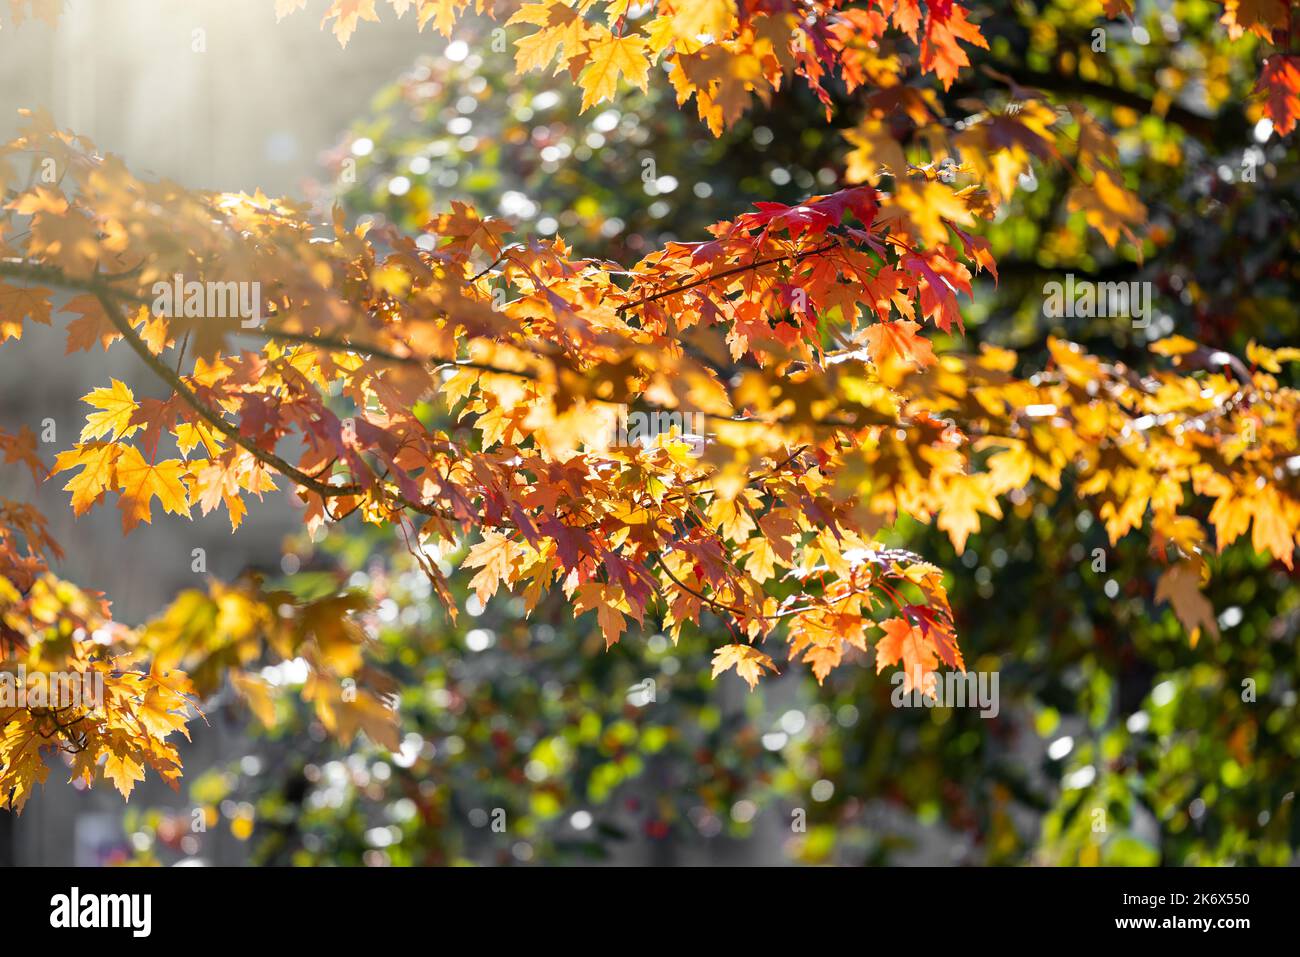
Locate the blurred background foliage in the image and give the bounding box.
[126,2,1298,866]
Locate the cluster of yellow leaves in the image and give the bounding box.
[1,112,1295,714]
[139,581,400,750]
[846,89,1146,254]
[1,407,394,808]
[0,113,990,699]
[0,569,401,810]
[0,0,1297,810]
[868,336,1300,639]
[0,574,195,810]
[54,377,277,534]
[281,0,991,133]
[278,0,1300,145]
[0,419,197,810]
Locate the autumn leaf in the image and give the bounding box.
[1258,55,1300,137]
[63,293,121,353]
[864,319,936,368]
[79,378,141,442]
[935,473,1002,553]
[231,671,279,728]
[1067,168,1146,249]
[577,32,650,112]
[54,442,122,515]
[710,643,778,690]
[321,0,379,47]
[136,684,193,741]
[920,2,988,89]
[874,616,938,696]
[844,117,908,186]
[1155,562,1220,648]
[572,581,629,648]
[1221,0,1288,41]
[102,752,146,799]
[0,282,53,342]
[462,531,521,604]
[114,446,191,534]
[670,0,736,41]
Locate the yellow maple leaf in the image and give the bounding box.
[463,531,521,604]
[1155,562,1220,648]
[935,473,1002,553]
[114,446,191,534]
[135,685,193,741]
[844,117,907,186]
[0,282,53,342]
[102,751,146,799]
[669,0,736,41]
[79,378,141,442]
[572,581,630,648]
[885,179,978,248]
[322,0,380,47]
[710,643,778,690]
[54,442,122,515]
[578,32,650,112]
[1067,168,1146,249]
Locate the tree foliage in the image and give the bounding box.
[0,1,1296,822]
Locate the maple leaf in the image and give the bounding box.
[1155,562,1220,648]
[509,0,593,73]
[577,32,651,112]
[62,293,121,353]
[887,179,978,248]
[230,671,279,727]
[428,200,512,257]
[844,117,908,186]
[1258,55,1300,137]
[321,0,379,47]
[335,691,402,750]
[79,378,141,442]
[463,531,521,604]
[710,643,778,690]
[0,424,45,483]
[100,751,146,799]
[304,673,400,749]
[1220,0,1288,41]
[54,442,122,515]
[114,446,191,534]
[299,591,371,676]
[0,282,52,342]
[1066,168,1146,249]
[1247,486,1295,568]
[934,474,1003,552]
[573,581,628,648]
[274,0,306,19]
[919,3,988,90]
[670,0,736,41]
[864,319,936,368]
[28,204,101,277]
[881,0,923,39]
[874,616,940,696]
[136,684,193,741]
